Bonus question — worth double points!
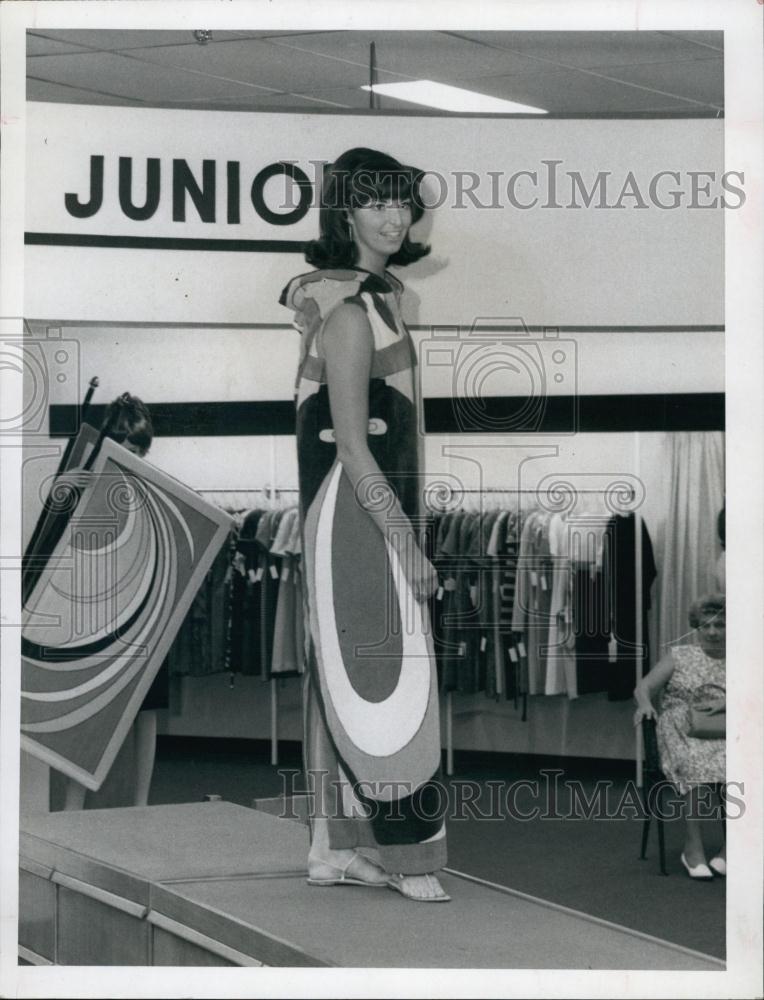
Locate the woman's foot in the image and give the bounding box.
[681,836,708,870]
[708,845,726,876]
[681,852,714,880]
[387,873,450,903]
[308,849,390,887]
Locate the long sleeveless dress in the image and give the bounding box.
[656,644,725,795]
[280,267,447,874]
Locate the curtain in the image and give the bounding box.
[657,432,725,654]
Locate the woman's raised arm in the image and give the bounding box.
[633,652,676,726]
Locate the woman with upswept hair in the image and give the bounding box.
[280,147,449,902]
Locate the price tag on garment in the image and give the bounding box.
[254,566,264,582]
[270,564,280,580]
[480,636,487,652]
[281,565,290,582]
[470,585,478,606]
[540,575,548,591]
[458,641,467,658]
[518,641,527,658]
[436,586,444,601]
[508,647,519,663]
[247,568,257,584]
[444,577,457,591]
[530,571,539,587]
[608,635,618,663]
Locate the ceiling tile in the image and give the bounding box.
[30,28,338,51]
[460,66,708,114]
[264,30,543,80]
[26,30,195,52]
[26,76,137,105]
[27,32,92,57]
[598,59,723,109]
[125,37,375,93]
[450,30,723,71]
[25,30,725,116]
[25,51,281,103]
[662,31,724,52]
[182,92,358,111]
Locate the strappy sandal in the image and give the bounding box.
[387,873,451,903]
[307,853,390,888]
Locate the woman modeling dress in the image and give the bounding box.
[280,147,449,902]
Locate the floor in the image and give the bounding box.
[148,737,726,961]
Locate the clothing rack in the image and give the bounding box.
[196,486,299,767]
[426,476,643,778]
[192,470,646,780]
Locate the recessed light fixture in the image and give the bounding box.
[361,79,547,114]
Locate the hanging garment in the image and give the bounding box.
[270,507,304,676]
[486,508,509,700]
[282,266,446,875]
[255,510,283,680]
[546,512,577,699]
[165,535,232,677]
[605,513,657,701]
[512,509,554,695]
[228,509,263,676]
[499,509,524,700]
[436,510,467,693]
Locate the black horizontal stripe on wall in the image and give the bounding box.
[50,401,296,438]
[424,393,725,433]
[25,233,306,253]
[50,394,724,438]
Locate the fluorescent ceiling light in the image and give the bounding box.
[361,80,547,114]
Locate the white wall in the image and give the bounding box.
[26,105,724,327]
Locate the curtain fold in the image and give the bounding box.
[657,432,725,654]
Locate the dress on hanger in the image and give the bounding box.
[281,267,446,875]
[546,511,577,698]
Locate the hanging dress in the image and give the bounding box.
[280,267,447,875]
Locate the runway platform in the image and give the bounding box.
[19,801,725,969]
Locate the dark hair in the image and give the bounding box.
[304,147,431,270]
[717,504,725,551]
[102,392,153,454]
[688,593,726,629]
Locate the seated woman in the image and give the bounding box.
[633,593,726,880]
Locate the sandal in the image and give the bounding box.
[387,873,451,903]
[307,852,390,888]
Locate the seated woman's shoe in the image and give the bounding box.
[387,873,451,903]
[708,856,726,877]
[307,852,390,888]
[681,852,714,880]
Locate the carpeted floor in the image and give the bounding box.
[149,737,726,962]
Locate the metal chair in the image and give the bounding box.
[639,717,669,875]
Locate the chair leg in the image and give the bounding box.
[656,786,668,875]
[640,785,651,860]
